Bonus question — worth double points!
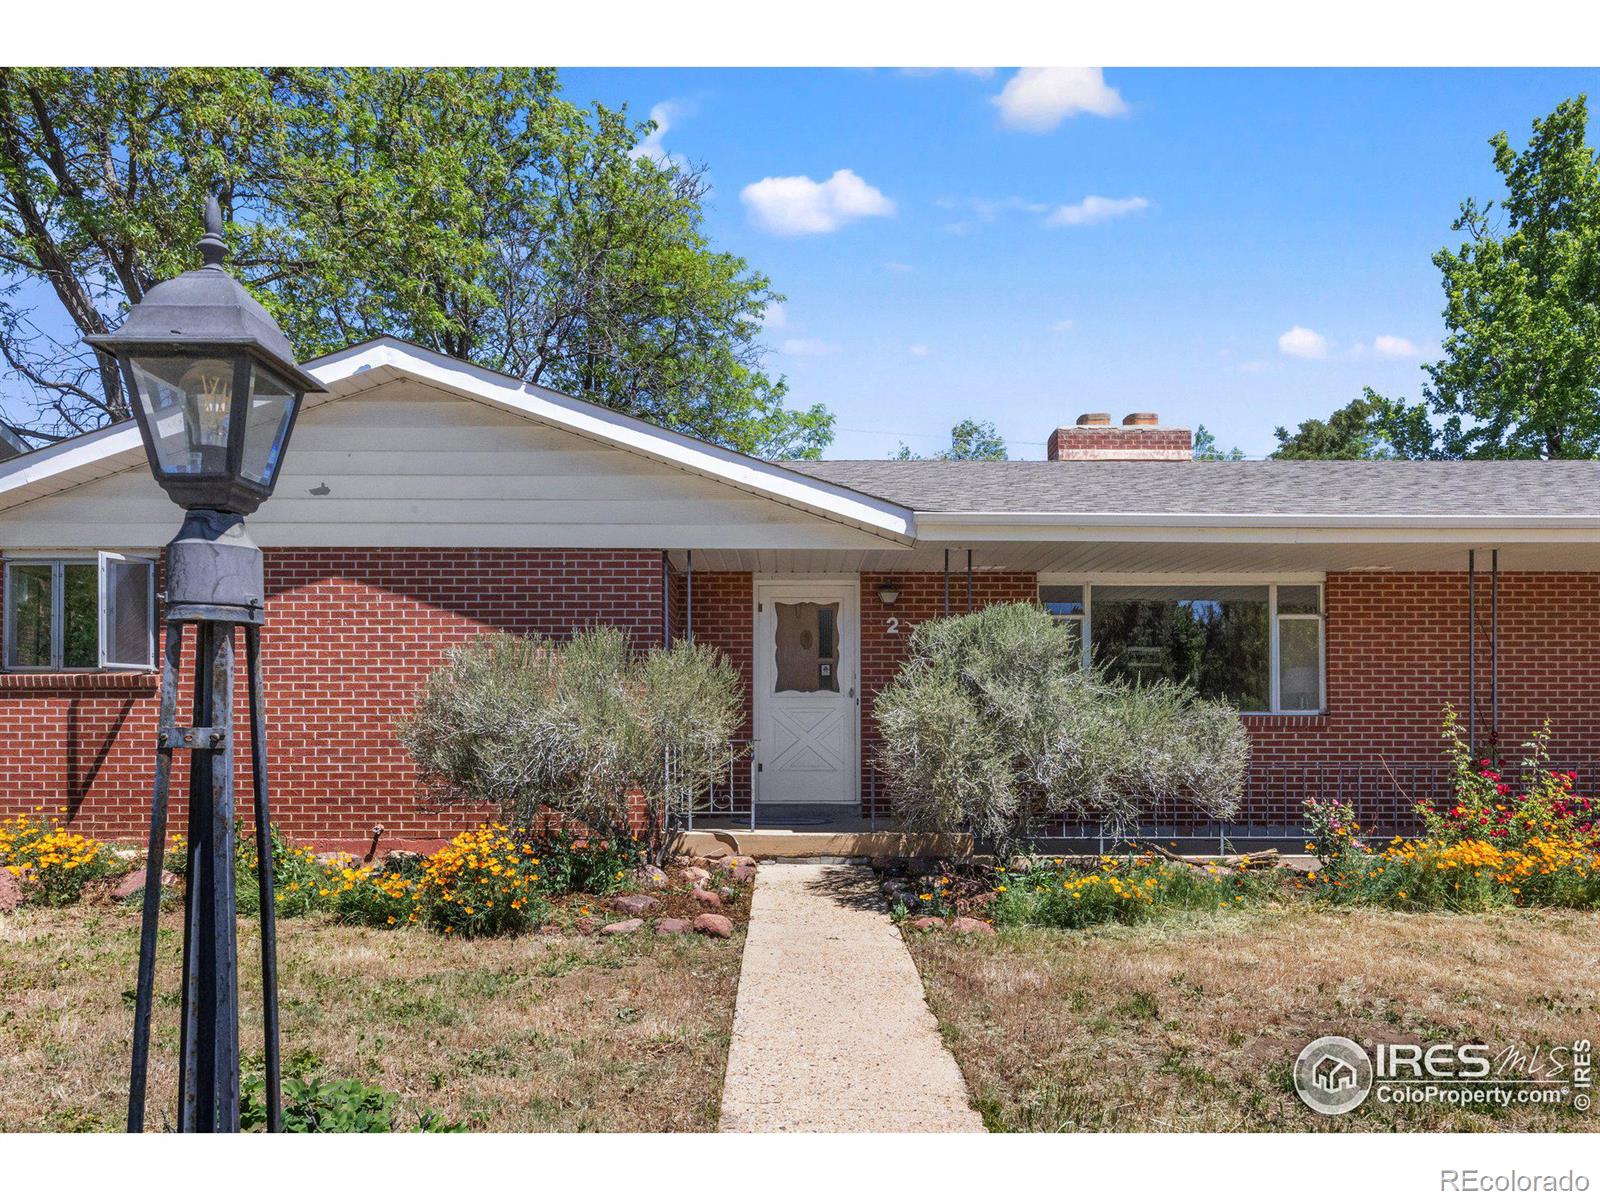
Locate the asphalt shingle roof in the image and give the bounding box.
[774,459,1600,517]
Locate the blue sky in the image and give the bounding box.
[568,67,1600,460]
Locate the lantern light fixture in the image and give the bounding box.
[878,581,901,607]
[87,196,324,516]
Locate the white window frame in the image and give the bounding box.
[3,553,157,673]
[99,551,158,671]
[1038,574,1325,716]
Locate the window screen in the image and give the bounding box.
[102,555,156,670]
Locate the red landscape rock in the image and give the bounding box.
[690,887,723,908]
[909,916,946,930]
[110,866,179,902]
[693,913,734,939]
[612,894,660,917]
[0,868,22,912]
[600,918,644,936]
[679,866,711,886]
[656,917,692,934]
[634,865,670,889]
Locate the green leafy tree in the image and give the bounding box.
[892,417,1007,460]
[0,68,830,457]
[1271,389,1396,459]
[1374,95,1600,459]
[1192,424,1244,460]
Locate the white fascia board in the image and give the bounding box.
[917,511,1600,543]
[0,420,146,510]
[308,338,915,543]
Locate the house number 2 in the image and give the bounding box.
[885,617,900,634]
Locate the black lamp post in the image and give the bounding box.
[88,196,324,1133]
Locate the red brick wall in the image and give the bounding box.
[859,570,1040,816]
[854,570,1600,833]
[1,549,665,845]
[677,571,754,808]
[1245,571,1600,833]
[7,556,1600,843]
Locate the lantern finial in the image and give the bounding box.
[198,194,229,269]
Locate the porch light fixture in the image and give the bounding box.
[89,195,323,1134]
[877,581,901,606]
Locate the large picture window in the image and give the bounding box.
[1039,581,1324,714]
[3,554,156,672]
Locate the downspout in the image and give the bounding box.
[966,549,974,613]
[661,551,670,648]
[943,548,950,616]
[686,549,694,645]
[1468,549,1476,750]
[1490,548,1499,743]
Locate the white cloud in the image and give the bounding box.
[780,337,839,356]
[991,68,1127,132]
[1045,195,1150,227]
[630,100,691,169]
[908,343,931,357]
[1278,326,1330,359]
[884,261,914,273]
[739,168,895,236]
[762,302,788,331]
[1050,317,1074,332]
[1372,334,1418,359]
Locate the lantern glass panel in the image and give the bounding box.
[129,355,239,476]
[240,364,298,486]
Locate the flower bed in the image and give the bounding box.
[1309,709,1600,913]
[0,811,750,940]
[0,810,123,906]
[883,853,1292,932]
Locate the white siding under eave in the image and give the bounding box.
[0,385,900,552]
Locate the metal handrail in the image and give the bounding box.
[665,737,756,832]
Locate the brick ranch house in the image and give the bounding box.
[3,337,1599,850]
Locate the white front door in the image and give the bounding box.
[754,581,858,807]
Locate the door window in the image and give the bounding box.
[773,601,840,693]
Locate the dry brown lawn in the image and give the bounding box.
[0,906,742,1132]
[908,906,1600,1132]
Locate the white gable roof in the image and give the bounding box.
[0,337,913,543]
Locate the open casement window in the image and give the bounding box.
[99,553,157,670]
[2,554,156,672]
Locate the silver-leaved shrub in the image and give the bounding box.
[873,602,1245,856]
[398,628,741,860]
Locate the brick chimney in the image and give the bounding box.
[1046,412,1193,462]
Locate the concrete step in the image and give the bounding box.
[671,828,973,860]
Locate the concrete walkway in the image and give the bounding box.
[718,863,985,1133]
